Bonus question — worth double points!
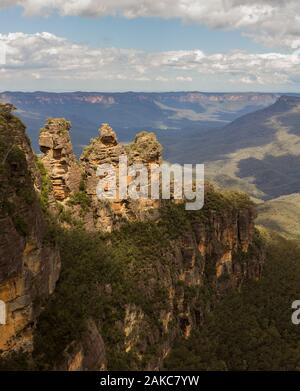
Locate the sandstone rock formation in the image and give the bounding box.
[58,320,107,371]
[39,118,81,201]
[79,123,126,231]
[79,124,163,232]
[0,104,61,354]
[0,109,265,371]
[38,121,163,232]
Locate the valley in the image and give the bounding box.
[2,91,300,240]
[2,0,300,377]
[1,92,300,370]
[0,91,278,154]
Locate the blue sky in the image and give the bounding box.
[0,1,300,92]
[0,6,265,53]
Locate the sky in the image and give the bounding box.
[0,1,300,92]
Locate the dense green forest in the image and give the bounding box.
[1,189,300,370]
[164,234,300,370]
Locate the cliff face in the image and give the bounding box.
[0,110,265,370]
[32,185,264,370]
[0,105,61,355]
[113,194,263,369]
[57,319,107,371]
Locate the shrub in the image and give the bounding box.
[12,215,28,236]
[36,158,52,210]
[67,191,91,212]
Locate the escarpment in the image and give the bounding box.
[0,109,265,370]
[0,104,60,355]
[117,193,263,369]
[32,187,264,371]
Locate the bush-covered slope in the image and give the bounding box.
[256,194,300,241]
[0,185,263,370]
[31,187,262,370]
[164,234,300,371]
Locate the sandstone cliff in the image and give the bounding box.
[37,124,264,369]
[39,121,162,232]
[32,181,264,370]
[0,104,61,355]
[108,189,263,369]
[0,111,265,371]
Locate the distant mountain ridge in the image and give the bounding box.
[175,94,300,240]
[2,91,300,240]
[164,95,300,162]
[0,91,278,154]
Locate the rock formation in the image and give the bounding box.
[118,191,263,369]
[79,124,162,231]
[0,109,265,370]
[79,123,126,231]
[0,104,60,355]
[39,118,81,201]
[38,121,163,232]
[128,131,163,164]
[58,320,107,371]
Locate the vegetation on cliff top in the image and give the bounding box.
[0,136,34,237]
[32,204,192,369]
[256,193,300,241]
[0,167,258,370]
[29,185,256,370]
[40,118,71,135]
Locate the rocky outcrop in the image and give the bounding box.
[0,105,61,355]
[39,118,81,201]
[38,121,163,232]
[127,131,162,164]
[58,320,107,371]
[79,123,127,232]
[37,118,264,369]
[118,193,264,369]
[79,124,162,232]
[0,109,265,371]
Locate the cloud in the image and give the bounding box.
[176,76,193,82]
[2,1,300,50]
[0,32,300,88]
[0,41,6,64]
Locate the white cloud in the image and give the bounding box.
[155,76,169,82]
[2,1,300,50]
[0,32,300,89]
[176,76,193,82]
[0,41,6,64]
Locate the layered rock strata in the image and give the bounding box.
[39,118,81,201]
